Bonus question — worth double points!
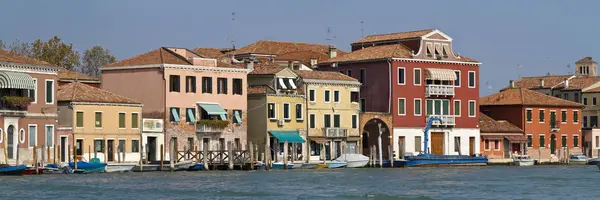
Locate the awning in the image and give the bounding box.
[310,137,329,144]
[234,111,242,124]
[425,68,457,81]
[0,71,36,90]
[278,78,287,89]
[197,102,227,115]
[287,78,297,89]
[481,135,504,140]
[170,108,180,122]
[505,135,528,143]
[187,109,196,122]
[269,131,305,143]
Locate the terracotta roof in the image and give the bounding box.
[480,88,583,107]
[479,113,523,133]
[584,86,600,93]
[248,63,286,75]
[576,56,596,64]
[57,69,99,81]
[294,70,358,82]
[352,29,434,44]
[504,75,572,90]
[0,49,56,67]
[193,48,225,58]
[276,51,329,66]
[553,76,600,90]
[105,47,192,67]
[248,85,275,95]
[321,44,413,63]
[57,82,140,104]
[232,40,345,56]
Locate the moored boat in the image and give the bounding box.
[69,161,108,173]
[0,164,26,176]
[187,163,205,171]
[404,154,488,167]
[326,161,347,168]
[132,164,160,172]
[105,163,136,173]
[23,167,44,175]
[512,155,534,166]
[334,154,369,168]
[568,153,588,165]
[587,157,600,165]
[271,162,294,169]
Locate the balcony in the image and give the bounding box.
[427,115,456,126]
[425,85,455,97]
[550,121,560,131]
[196,120,229,133]
[324,128,348,138]
[0,95,31,115]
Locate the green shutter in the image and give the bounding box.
[132,113,139,128]
[442,100,449,115]
[119,113,126,128]
[426,100,433,115]
[95,112,102,127]
[76,112,84,128]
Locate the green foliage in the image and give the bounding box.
[2,96,32,110]
[0,40,5,50]
[8,36,80,70]
[81,45,116,77]
[196,120,230,129]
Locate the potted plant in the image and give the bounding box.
[196,120,230,129]
[2,96,32,110]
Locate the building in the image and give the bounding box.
[0,50,59,164]
[57,69,100,88]
[318,29,481,159]
[57,82,142,163]
[101,47,250,161]
[295,70,361,161]
[247,63,306,163]
[479,113,525,159]
[480,88,583,161]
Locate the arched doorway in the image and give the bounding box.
[550,134,556,154]
[362,118,391,159]
[7,125,14,159]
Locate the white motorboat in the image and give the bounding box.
[105,163,136,173]
[512,155,534,166]
[334,154,369,168]
[568,153,588,165]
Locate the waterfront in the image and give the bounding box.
[0,165,598,200]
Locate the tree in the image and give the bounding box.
[9,39,32,57]
[0,40,5,50]
[80,45,116,78]
[7,36,80,70]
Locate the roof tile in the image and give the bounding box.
[321,44,413,63]
[479,113,523,133]
[248,63,286,75]
[193,48,225,58]
[232,40,345,56]
[0,49,57,67]
[57,82,140,104]
[480,88,583,107]
[294,70,358,81]
[247,85,275,95]
[57,69,99,81]
[352,29,434,44]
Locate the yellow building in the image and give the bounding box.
[247,63,306,163]
[57,82,142,163]
[295,70,361,161]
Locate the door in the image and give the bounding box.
[431,132,444,155]
[76,139,83,155]
[7,125,14,159]
[60,137,67,162]
[469,137,475,155]
[334,141,341,159]
[398,136,405,157]
[107,140,114,162]
[503,139,510,158]
[550,134,556,154]
[148,137,157,161]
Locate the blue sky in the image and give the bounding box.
[1,0,597,96]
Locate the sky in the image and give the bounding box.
[1,0,598,96]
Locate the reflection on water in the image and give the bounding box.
[0,166,597,200]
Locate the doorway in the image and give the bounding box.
[107,140,114,162]
[431,132,444,155]
[148,137,157,161]
[550,134,556,154]
[334,141,341,159]
[76,139,83,156]
[7,125,14,159]
[503,139,510,158]
[60,136,67,162]
[469,137,475,155]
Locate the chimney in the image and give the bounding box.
[564,78,569,88]
[328,46,337,58]
[288,61,294,69]
[540,79,544,87]
[310,58,318,67]
[510,80,515,88]
[245,61,254,71]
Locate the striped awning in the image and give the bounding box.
[425,68,457,81]
[0,71,36,90]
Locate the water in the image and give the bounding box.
[1,165,598,200]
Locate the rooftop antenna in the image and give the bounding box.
[326,27,337,46]
[566,64,571,75]
[516,64,522,79]
[230,12,236,49]
[361,21,364,38]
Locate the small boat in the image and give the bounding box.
[300,162,328,169]
[187,163,205,171]
[316,163,328,169]
[334,154,369,168]
[271,162,294,169]
[132,164,160,172]
[587,157,600,165]
[597,162,600,171]
[23,167,44,175]
[568,153,588,165]
[0,164,26,176]
[326,161,347,168]
[44,164,70,174]
[69,161,107,173]
[159,161,195,171]
[105,163,137,173]
[404,154,488,167]
[512,155,534,166]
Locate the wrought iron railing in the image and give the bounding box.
[425,85,455,97]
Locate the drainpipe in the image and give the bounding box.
[161,65,167,161]
[387,58,392,114]
[304,82,310,163]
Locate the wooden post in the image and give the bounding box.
[103,141,107,163]
[388,145,393,168]
[139,144,144,172]
[195,145,199,163]
[57,145,61,164]
[73,144,78,169]
[33,145,38,174]
[3,130,7,164]
[117,142,121,163]
[160,144,164,171]
[373,145,377,167]
[203,142,209,171]
[145,144,149,164]
[400,140,405,160]
[53,144,57,164]
[15,145,19,165]
[89,145,92,161]
[123,140,127,162]
[228,141,234,170]
[283,141,289,170]
[47,145,50,165]
[170,139,175,172]
[249,141,254,170]
[41,145,46,168]
[183,145,187,161]
[265,135,271,170]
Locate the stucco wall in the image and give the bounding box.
[305,83,360,137]
[101,68,165,116]
[393,127,480,159]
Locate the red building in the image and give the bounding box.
[480,88,583,161]
[479,113,526,159]
[318,29,481,159]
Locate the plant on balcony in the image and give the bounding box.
[196,120,230,129]
[2,96,32,110]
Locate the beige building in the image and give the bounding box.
[57,82,142,163]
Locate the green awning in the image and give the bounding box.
[269,131,305,143]
[198,103,227,115]
[171,108,180,122]
[0,71,36,90]
[234,111,242,124]
[187,109,196,122]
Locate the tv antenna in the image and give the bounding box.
[230,12,236,49]
[361,21,364,38]
[326,27,337,45]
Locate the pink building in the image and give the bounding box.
[101,47,250,161]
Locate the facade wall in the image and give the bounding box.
[582,92,600,128]
[305,83,361,138]
[583,129,600,158]
[392,127,480,159]
[101,68,165,116]
[479,138,505,159]
[247,95,267,146]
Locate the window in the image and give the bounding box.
[95,112,102,128]
[347,70,352,77]
[350,91,359,103]
[426,99,450,116]
[309,114,316,128]
[45,79,54,104]
[324,90,331,103]
[398,67,405,85]
[468,100,476,117]
[334,91,340,103]
[561,110,567,123]
[283,103,290,120]
[268,103,276,120]
[360,98,366,112]
[339,70,345,74]
[561,135,567,147]
[295,104,303,120]
[28,125,36,147]
[309,90,316,102]
[359,69,365,84]
[233,78,243,95]
[596,136,599,148]
[414,99,422,116]
[30,79,36,103]
[118,140,125,153]
[398,98,406,115]
[186,108,196,123]
[526,109,532,122]
[415,136,422,152]
[574,135,579,148]
[217,78,228,94]
[540,135,545,148]
[45,125,53,146]
[352,115,358,129]
[169,107,180,122]
[454,71,460,87]
[468,71,475,88]
[132,113,139,128]
[202,77,213,93]
[563,93,569,100]
[594,97,597,105]
[185,76,196,93]
[485,140,490,150]
[324,114,331,128]
[187,137,194,149]
[94,139,105,152]
[169,75,180,92]
[573,110,579,123]
[494,140,500,150]
[584,97,588,105]
[333,114,341,128]
[574,93,579,102]
[527,135,533,147]
[414,68,421,85]
[454,137,460,152]
[453,100,461,116]
[584,116,588,127]
[118,113,126,128]
[76,111,84,128]
[539,110,545,122]
[233,110,242,124]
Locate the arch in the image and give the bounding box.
[550,134,556,154]
[361,117,392,159]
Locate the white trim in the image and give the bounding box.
[95,111,103,129]
[391,58,481,65]
[19,128,25,144]
[454,70,461,87]
[118,112,127,129]
[493,139,501,151]
[70,102,143,107]
[484,139,490,151]
[100,63,252,74]
[468,71,476,88]
[283,103,291,121]
[397,67,406,85]
[295,103,303,121]
[413,68,421,86]
[453,100,461,117]
[413,98,422,116]
[398,98,406,116]
[45,79,54,105]
[308,89,316,103]
[333,90,341,103]
[131,112,140,129]
[75,110,84,128]
[0,128,3,143]
[324,90,331,103]
[421,29,454,41]
[526,108,533,123]
[28,124,37,147]
[31,78,37,104]
[268,102,277,121]
[0,62,59,74]
[561,110,567,124]
[468,100,476,117]
[45,124,54,147]
[309,113,316,129]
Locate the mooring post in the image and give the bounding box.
[47,145,50,165]
[388,145,393,168]
[146,144,150,164]
[15,145,19,166]
[3,130,7,164]
[194,145,199,163]
[53,144,57,164]
[74,145,78,169]
[160,144,164,171]
[249,141,255,170]
[400,140,405,160]
[170,139,175,172]
[139,144,144,172]
[228,141,234,170]
[203,142,209,171]
[33,145,38,174]
[57,145,61,164]
[283,141,289,170]
[265,141,271,170]
[41,145,45,168]
[117,143,122,163]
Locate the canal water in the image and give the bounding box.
[1,165,598,199]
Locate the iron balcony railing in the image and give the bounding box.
[324,128,348,138]
[550,120,560,131]
[427,115,456,126]
[425,85,455,97]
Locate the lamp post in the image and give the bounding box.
[378,123,384,168]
